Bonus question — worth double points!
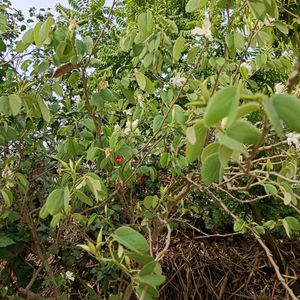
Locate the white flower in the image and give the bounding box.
[191,19,213,41]
[286,132,300,151]
[170,73,187,88]
[74,95,81,105]
[274,83,286,94]
[65,271,75,282]
[240,62,252,75]
[124,108,132,116]
[132,120,139,130]
[124,127,131,136]
[114,124,121,132]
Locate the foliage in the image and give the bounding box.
[0,0,300,298]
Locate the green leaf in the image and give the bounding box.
[75,190,93,206]
[172,104,186,125]
[264,0,278,19]
[186,0,207,12]
[139,274,165,287]
[254,225,265,235]
[233,219,245,232]
[217,132,248,155]
[173,36,186,62]
[218,144,232,166]
[201,153,222,185]
[272,94,300,133]
[284,216,300,232]
[144,195,159,209]
[22,29,34,45]
[263,97,284,138]
[45,188,65,215]
[201,143,219,162]
[247,0,266,20]
[0,94,22,116]
[227,120,261,144]
[135,72,146,90]
[0,235,15,247]
[153,115,163,132]
[186,121,207,162]
[264,184,278,195]
[113,226,149,254]
[145,77,155,94]
[236,102,260,119]
[160,152,170,168]
[33,22,43,48]
[39,16,54,43]
[204,86,239,127]
[136,11,153,42]
[37,97,51,122]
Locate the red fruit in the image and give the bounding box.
[181,146,186,154]
[132,196,137,205]
[115,155,124,164]
[137,174,143,185]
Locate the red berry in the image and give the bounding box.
[181,146,186,154]
[137,175,143,185]
[115,155,124,164]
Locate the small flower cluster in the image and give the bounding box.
[274,83,286,94]
[170,73,187,88]
[240,62,252,76]
[114,119,140,137]
[191,19,213,41]
[286,132,300,152]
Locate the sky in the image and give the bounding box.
[10,0,114,15]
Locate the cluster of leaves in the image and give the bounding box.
[0,0,300,299]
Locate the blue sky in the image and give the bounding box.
[11,0,114,14]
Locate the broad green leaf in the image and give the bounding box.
[236,102,260,119]
[263,183,278,195]
[33,22,43,48]
[139,261,158,276]
[186,0,207,12]
[45,188,65,216]
[137,11,153,42]
[186,126,196,145]
[218,144,232,166]
[247,0,266,20]
[39,16,54,43]
[254,225,265,235]
[0,94,22,116]
[22,28,34,45]
[0,235,15,247]
[217,132,248,155]
[201,143,219,162]
[284,216,300,232]
[75,190,93,206]
[233,219,245,232]
[144,195,159,209]
[135,72,146,90]
[204,86,239,127]
[263,97,284,138]
[173,36,186,61]
[139,274,165,287]
[160,152,170,168]
[186,121,207,162]
[153,115,163,132]
[272,94,300,132]
[172,104,186,124]
[145,77,155,94]
[37,97,51,122]
[113,226,149,254]
[282,218,291,238]
[264,0,278,19]
[201,153,222,185]
[227,120,261,144]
